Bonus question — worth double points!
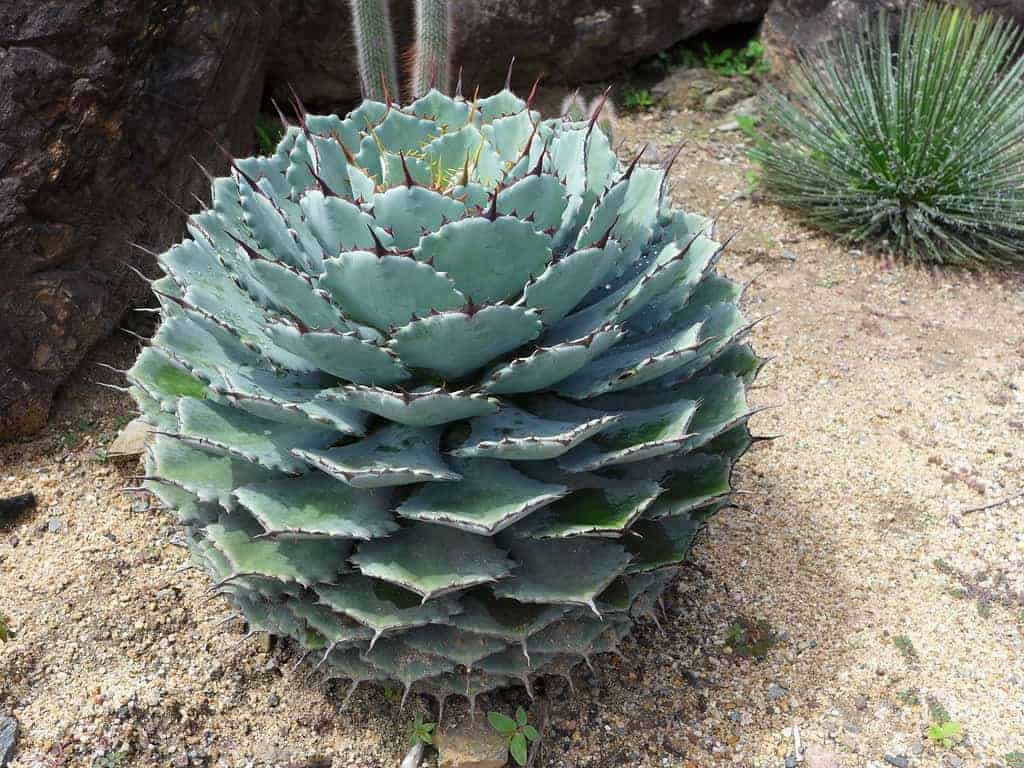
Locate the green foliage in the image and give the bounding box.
[735,114,759,139]
[488,707,539,766]
[622,87,654,111]
[1006,751,1024,768]
[893,634,918,662]
[129,85,758,702]
[697,39,771,77]
[255,114,285,157]
[0,611,8,642]
[725,616,777,658]
[752,3,1024,264]
[410,712,435,745]
[642,37,771,78]
[927,720,962,749]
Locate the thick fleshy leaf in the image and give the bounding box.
[397,459,567,534]
[293,424,459,488]
[409,89,471,128]
[553,319,705,399]
[493,537,631,614]
[146,436,277,510]
[300,191,379,256]
[554,399,699,472]
[482,109,536,163]
[175,397,337,474]
[288,600,374,646]
[247,258,345,331]
[268,322,410,385]
[319,252,465,330]
[513,477,662,539]
[481,325,624,395]
[234,473,398,539]
[523,245,617,326]
[390,305,542,380]
[415,217,552,304]
[362,638,456,687]
[446,591,570,644]
[498,174,569,232]
[423,124,502,186]
[128,346,210,407]
[319,384,497,427]
[317,574,461,642]
[212,366,369,436]
[351,523,515,600]
[449,405,621,461]
[152,313,257,383]
[624,516,701,573]
[206,514,350,587]
[371,109,437,154]
[238,177,310,271]
[371,185,466,250]
[400,624,507,668]
[635,454,733,519]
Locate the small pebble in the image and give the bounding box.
[884,753,909,768]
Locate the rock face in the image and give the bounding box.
[0,1,277,439]
[450,0,771,90]
[0,0,772,439]
[763,0,1024,79]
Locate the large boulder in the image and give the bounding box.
[0,1,278,439]
[763,0,1024,79]
[0,0,773,439]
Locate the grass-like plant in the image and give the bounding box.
[753,3,1024,265]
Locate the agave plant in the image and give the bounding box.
[121,0,761,712]
[754,3,1024,264]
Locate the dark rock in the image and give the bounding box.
[0,716,18,768]
[0,1,275,440]
[1,0,773,440]
[450,0,771,94]
[884,753,910,768]
[0,494,36,521]
[763,0,1024,83]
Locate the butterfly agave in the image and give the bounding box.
[126,84,761,710]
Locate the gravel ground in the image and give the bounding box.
[1,97,1022,768]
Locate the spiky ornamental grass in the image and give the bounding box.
[124,86,763,712]
[753,3,1024,264]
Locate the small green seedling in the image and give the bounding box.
[1005,751,1024,768]
[409,712,435,746]
[622,88,654,111]
[488,706,539,766]
[927,720,961,749]
[725,616,777,658]
[893,634,918,663]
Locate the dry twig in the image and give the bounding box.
[961,489,1023,515]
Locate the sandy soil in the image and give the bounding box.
[1,98,1022,768]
